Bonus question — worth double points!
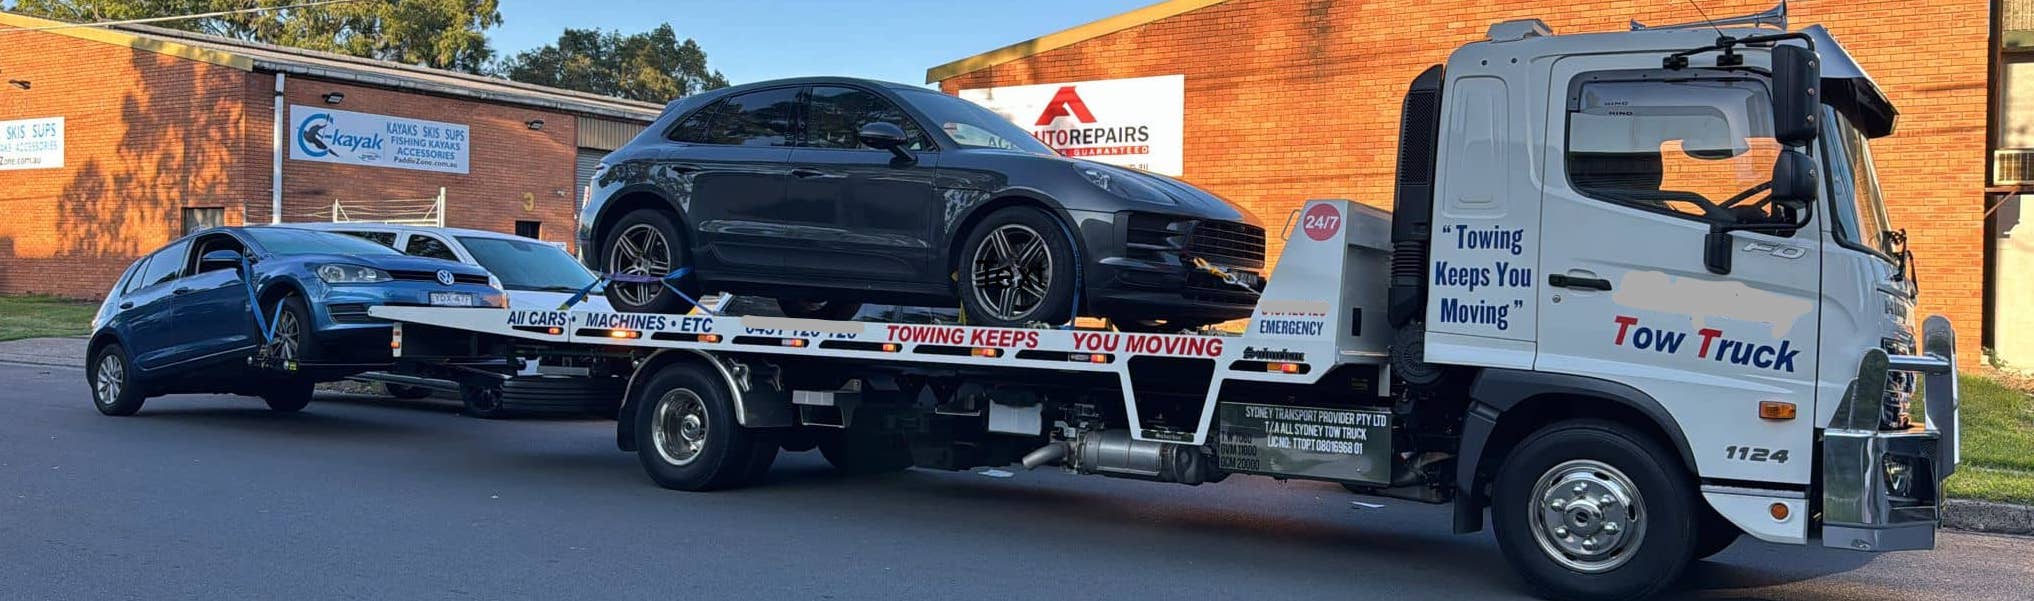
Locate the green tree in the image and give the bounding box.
[11,0,503,73]
[497,24,728,102]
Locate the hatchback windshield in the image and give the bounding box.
[247,228,403,256]
[457,236,597,292]
[899,89,1057,154]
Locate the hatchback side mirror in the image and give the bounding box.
[200,249,244,273]
[857,122,916,164]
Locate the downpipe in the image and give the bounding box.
[1021,430,1225,485]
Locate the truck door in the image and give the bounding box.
[1534,62,1821,485]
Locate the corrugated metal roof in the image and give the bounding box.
[0,11,664,123]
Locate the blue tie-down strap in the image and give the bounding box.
[564,267,715,316]
[236,255,286,345]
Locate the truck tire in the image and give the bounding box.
[461,383,509,419]
[630,363,771,491]
[1491,419,1697,601]
[260,379,314,413]
[601,209,698,315]
[89,343,146,416]
[957,207,1076,327]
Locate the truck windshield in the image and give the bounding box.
[1566,78,1790,226]
[1822,107,1896,258]
[457,236,598,292]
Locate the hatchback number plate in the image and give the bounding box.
[429,292,475,307]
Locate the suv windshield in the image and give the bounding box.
[898,89,1057,154]
[1823,107,1896,258]
[247,228,402,256]
[457,236,597,292]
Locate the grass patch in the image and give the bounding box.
[0,294,96,341]
[1946,373,2034,505]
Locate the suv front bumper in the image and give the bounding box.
[1822,315,1960,552]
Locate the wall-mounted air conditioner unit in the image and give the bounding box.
[1996,149,2034,185]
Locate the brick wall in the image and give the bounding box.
[939,0,1990,359]
[269,78,581,247]
[0,26,261,299]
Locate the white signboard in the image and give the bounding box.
[959,74,1184,175]
[0,117,64,170]
[289,105,469,174]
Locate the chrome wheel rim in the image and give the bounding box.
[94,354,123,405]
[608,224,672,308]
[271,309,301,361]
[1529,459,1648,573]
[969,224,1052,322]
[650,389,708,467]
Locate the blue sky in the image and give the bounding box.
[493,0,1156,87]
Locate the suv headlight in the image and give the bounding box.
[316,264,392,284]
[1077,166,1174,206]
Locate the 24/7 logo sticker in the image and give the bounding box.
[1303,203,1342,241]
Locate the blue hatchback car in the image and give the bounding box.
[86,226,505,415]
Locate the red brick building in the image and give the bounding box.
[929,0,1995,359]
[0,12,658,299]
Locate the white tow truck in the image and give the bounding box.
[371,6,1960,600]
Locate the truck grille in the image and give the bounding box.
[1187,221,1266,269]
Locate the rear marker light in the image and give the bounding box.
[784,339,807,348]
[1759,401,1796,421]
[1269,362,1301,374]
[700,334,722,343]
[881,343,900,352]
[609,329,638,339]
[971,347,1000,358]
[1769,503,1790,521]
[1071,353,1110,364]
[546,327,562,335]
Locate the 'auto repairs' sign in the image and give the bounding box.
[0,116,63,170]
[289,106,469,174]
[959,74,1184,176]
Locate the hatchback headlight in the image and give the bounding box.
[316,264,392,284]
[1077,166,1175,206]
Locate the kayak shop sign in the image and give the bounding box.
[959,74,1185,176]
[0,116,64,170]
[289,106,469,174]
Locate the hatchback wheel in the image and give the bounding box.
[957,207,1076,327]
[603,209,698,315]
[89,343,145,416]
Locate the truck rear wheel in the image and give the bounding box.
[1491,419,1696,601]
[630,363,773,491]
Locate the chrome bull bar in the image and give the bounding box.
[1822,315,1958,552]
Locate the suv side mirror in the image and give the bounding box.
[199,249,244,273]
[1771,44,1820,146]
[857,122,916,164]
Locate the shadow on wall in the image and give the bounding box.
[3,46,243,299]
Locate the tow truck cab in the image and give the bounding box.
[1388,13,1956,558]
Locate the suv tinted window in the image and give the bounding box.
[806,86,929,150]
[403,235,460,261]
[138,240,190,289]
[705,87,799,146]
[669,101,722,143]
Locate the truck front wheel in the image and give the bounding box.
[1491,419,1697,601]
[631,363,774,491]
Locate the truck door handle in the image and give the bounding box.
[790,168,827,179]
[1548,274,1613,291]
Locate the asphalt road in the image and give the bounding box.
[3,362,2029,601]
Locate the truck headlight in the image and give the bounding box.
[316,264,392,284]
[1078,166,1175,206]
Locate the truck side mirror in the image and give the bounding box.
[199,249,244,274]
[1771,44,1820,146]
[1769,147,1819,224]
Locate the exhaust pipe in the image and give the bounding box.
[1020,441,1070,469]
